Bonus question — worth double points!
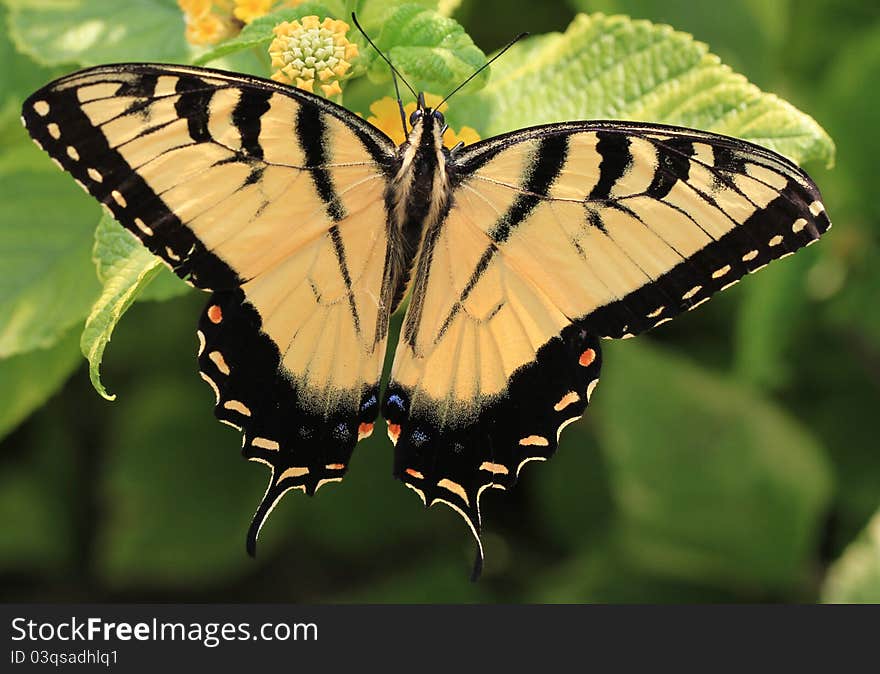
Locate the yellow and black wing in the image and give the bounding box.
[22,64,398,551]
[383,121,830,572]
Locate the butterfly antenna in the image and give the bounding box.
[437,32,529,110]
[390,69,408,138]
[351,12,418,102]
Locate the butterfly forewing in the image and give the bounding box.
[22,64,399,550]
[384,121,830,563]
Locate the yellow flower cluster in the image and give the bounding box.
[366,94,481,148]
[268,17,358,98]
[178,0,305,46]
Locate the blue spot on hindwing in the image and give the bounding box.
[387,393,407,412]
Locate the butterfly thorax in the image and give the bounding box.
[385,108,452,313]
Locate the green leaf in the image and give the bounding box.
[452,13,833,167]
[353,0,457,25]
[0,328,80,441]
[595,339,832,591]
[822,509,880,603]
[0,135,101,357]
[82,215,177,400]
[193,2,338,66]
[137,266,191,302]
[367,5,487,94]
[92,215,188,302]
[567,0,788,88]
[6,0,191,67]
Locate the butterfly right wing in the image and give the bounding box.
[383,120,830,576]
[22,64,398,550]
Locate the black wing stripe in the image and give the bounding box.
[116,72,159,98]
[233,87,272,159]
[645,136,693,200]
[296,105,346,221]
[174,74,214,143]
[588,131,632,201]
[294,105,363,335]
[489,134,569,243]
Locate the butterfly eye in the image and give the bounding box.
[409,109,423,126]
[433,110,445,126]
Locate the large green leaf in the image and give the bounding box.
[81,215,186,400]
[452,13,833,167]
[367,4,487,94]
[567,0,788,88]
[822,509,880,604]
[6,0,191,67]
[0,136,101,357]
[595,339,832,591]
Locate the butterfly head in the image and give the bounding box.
[410,92,445,124]
[406,92,447,146]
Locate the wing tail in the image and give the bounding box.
[384,332,603,577]
[199,290,378,552]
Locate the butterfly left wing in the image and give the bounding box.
[21,64,398,552]
[383,121,830,573]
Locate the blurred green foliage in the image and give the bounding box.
[0,0,878,603]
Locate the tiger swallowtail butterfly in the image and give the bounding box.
[21,52,830,578]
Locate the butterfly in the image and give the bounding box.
[21,58,830,578]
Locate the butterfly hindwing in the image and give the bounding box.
[385,121,830,561]
[22,64,398,549]
[198,288,381,552]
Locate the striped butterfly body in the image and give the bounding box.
[22,63,830,577]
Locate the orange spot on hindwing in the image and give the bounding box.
[387,422,401,444]
[578,348,596,367]
[207,305,223,324]
[357,422,374,440]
